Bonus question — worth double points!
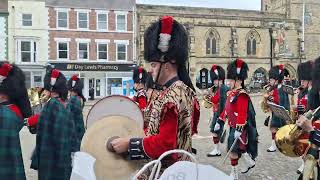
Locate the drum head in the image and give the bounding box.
[86,95,144,129]
[81,115,144,180]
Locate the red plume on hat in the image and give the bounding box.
[279,64,284,74]
[138,67,143,80]
[50,69,60,86]
[158,16,174,53]
[236,58,244,75]
[0,63,12,83]
[71,74,78,88]
[211,64,219,76]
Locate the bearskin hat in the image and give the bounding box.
[0,62,32,118]
[132,67,148,84]
[44,68,68,100]
[67,74,85,96]
[143,16,195,91]
[269,64,285,83]
[144,16,188,65]
[298,61,313,81]
[210,64,225,81]
[227,58,249,81]
[312,57,320,92]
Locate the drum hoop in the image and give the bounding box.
[85,95,144,128]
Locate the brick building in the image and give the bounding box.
[47,0,136,98]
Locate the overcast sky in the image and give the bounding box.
[137,0,261,10]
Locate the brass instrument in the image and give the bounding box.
[275,106,320,180]
[28,88,41,108]
[202,85,218,109]
[260,84,276,113]
[27,88,51,114]
[202,94,213,109]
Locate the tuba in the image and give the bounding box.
[275,106,320,180]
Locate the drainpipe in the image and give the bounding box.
[269,28,273,68]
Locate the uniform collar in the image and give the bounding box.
[155,76,179,90]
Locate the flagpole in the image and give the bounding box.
[302,0,305,55]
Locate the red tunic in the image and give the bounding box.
[297,92,308,110]
[191,98,200,135]
[219,90,249,129]
[271,88,280,105]
[133,89,147,111]
[211,88,220,112]
[143,103,179,160]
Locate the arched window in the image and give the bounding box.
[205,29,220,55]
[246,29,261,56]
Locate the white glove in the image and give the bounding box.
[214,123,220,131]
[234,130,242,139]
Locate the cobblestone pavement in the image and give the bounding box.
[22,95,301,180]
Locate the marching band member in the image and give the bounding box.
[295,61,314,174]
[217,59,258,179]
[132,67,148,111]
[296,57,320,179]
[110,16,197,178]
[266,65,290,152]
[207,64,228,157]
[67,74,86,150]
[29,68,77,180]
[0,62,32,179]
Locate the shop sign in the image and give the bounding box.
[50,63,136,71]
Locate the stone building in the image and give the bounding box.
[262,0,320,61]
[136,4,302,89]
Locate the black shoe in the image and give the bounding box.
[241,164,256,174]
[296,169,302,174]
[267,149,276,152]
[207,153,221,157]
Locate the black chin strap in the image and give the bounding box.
[153,63,164,90]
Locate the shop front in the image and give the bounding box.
[50,62,136,99]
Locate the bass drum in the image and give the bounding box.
[85,95,144,129]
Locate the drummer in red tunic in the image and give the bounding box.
[109,16,197,178]
[132,67,148,112]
